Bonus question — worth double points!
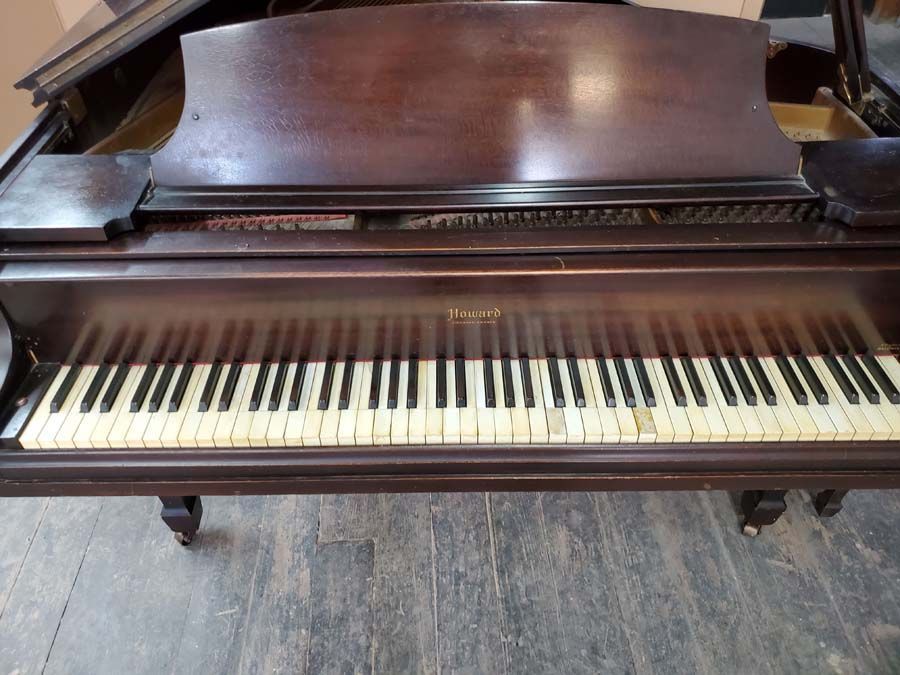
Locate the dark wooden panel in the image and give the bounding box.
[802,138,900,227]
[0,155,149,243]
[151,3,801,189]
[0,249,898,363]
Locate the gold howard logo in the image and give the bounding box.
[446,307,502,324]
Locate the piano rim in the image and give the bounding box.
[3,440,900,498]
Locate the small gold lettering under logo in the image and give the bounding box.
[447,307,501,324]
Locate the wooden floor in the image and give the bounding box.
[1,490,899,674]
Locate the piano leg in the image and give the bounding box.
[813,489,849,518]
[740,490,788,537]
[159,496,203,546]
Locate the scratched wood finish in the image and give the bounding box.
[151,3,800,189]
[1,492,899,673]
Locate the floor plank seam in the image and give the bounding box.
[699,492,777,675]
[428,493,442,675]
[168,524,206,675]
[589,493,644,675]
[536,494,567,651]
[40,499,104,675]
[484,492,511,674]
[0,498,49,623]
[235,495,270,675]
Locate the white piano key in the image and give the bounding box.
[320,361,345,446]
[526,358,549,443]
[866,358,900,440]
[425,360,443,445]
[247,363,278,448]
[442,359,461,444]
[509,359,531,444]
[605,360,638,443]
[670,358,710,442]
[72,367,120,448]
[538,359,566,443]
[285,362,316,446]
[21,366,73,449]
[337,363,363,445]
[719,359,764,442]
[699,358,745,442]
[460,360,478,444]
[212,364,253,448]
[302,361,327,447]
[738,358,784,443]
[682,358,728,442]
[475,360,495,444]
[641,359,675,442]
[390,360,410,445]
[176,364,212,448]
[267,362,298,447]
[830,358,892,440]
[761,357,818,441]
[809,356,867,442]
[408,360,428,445]
[354,362,376,446]
[875,355,900,401]
[105,365,149,449]
[492,359,512,443]
[124,366,166,448]
[576,359,604,443]
[556,357,584,443]
[373,360,392,445]
[623,359,656,443]
[651,359,692,442]
[584,358,620,443]
[53,366,98,449]
[229,364,263,447]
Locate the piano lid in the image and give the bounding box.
[15,0,211,105]
[146,2,808,211]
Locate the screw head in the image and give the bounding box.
[192,113,200,120]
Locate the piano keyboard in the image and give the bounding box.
[17,354,900,449]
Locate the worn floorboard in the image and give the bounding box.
[0,490,899,674]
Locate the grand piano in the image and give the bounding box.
[1,0,899,543]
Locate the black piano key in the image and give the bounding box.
[387,358,401,409]
[149,363,175,412]
[219,361,243,412]
[776,355,808,405]
[862,353,900,404]
[746,357,776,406]
[198,361,223,412]
[661,356,686,407]
[824,354,859,404]
[268,360,289,411]
[501,357,515,408]
[317,359,335,411]
[455,357,467,408]
[795,355,828,404]
[50,364,82,413]
[595,358,616,407]
[710,356,737,406]
[519,357,535,408]
[436,357,447,409]
[548,357,565,408]
[80,363,111,413]
[633,358,656,407]
[406,358,418,408]
[614,358,636,408]
[681,358,707,407]
[368,359,383,410]
[728,357,757,406]
[483,358,496,408]
[287,361,307,411]
[131,363,159,412]
[168,362,194,412]
[99,362,129,413]
[566,357,586,408]
[339,359,355,410]
[842,354,879,404]
[249,361,271,412]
